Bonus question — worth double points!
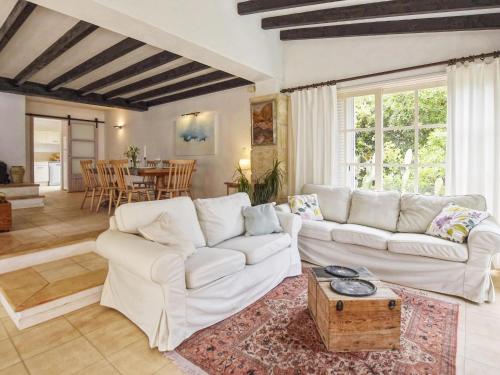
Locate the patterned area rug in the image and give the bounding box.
[168,272,459,375]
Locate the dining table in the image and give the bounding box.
[129,166,197,192]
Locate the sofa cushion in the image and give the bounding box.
[217,233,291,265]
[243,203,282,236]
[348,190,401,232]
[194,193,251,246]
[388,233,468,262]
[302,184,351,223]
[397,194,487,233]
[332,224,393,250]
[300,219,341,241]
[114,197,206,248]
[184,247,246,289]
[137,212,196,260]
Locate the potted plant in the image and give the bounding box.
[233,159,284,205]
[125,145,140,168]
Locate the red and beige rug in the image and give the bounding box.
[167,272,459,375]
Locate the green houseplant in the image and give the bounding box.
[124,145,140,168]
[234,159,284,205]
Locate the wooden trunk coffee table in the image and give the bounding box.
[308,266,401,352]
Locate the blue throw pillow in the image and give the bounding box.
[243,203,283,236]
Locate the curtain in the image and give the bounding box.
[447,57,500,216]
[290,85,339,194]
[446,57,500,268]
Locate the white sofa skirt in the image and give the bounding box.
[100,246,301,351]
[299,237,496,304]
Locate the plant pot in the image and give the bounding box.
[10,166,25,184]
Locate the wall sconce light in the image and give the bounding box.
[113,125,124,129]
[181,111,200,117]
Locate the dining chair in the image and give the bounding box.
[80,160,99,211]
[157,159,196,200]
[133,160,158,189]
[111,160,152,207]
[95,160,118,215]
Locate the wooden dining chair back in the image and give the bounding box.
[157,159,195,199]
[111,160,152,206]
[80,160,99,211]
[95,160,117,215]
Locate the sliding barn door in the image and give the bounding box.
[67,119,98,192]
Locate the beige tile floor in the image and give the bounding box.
[0,191,110,258]
[0,271,497,374]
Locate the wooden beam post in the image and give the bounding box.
[47,37,145,91]
[280,13,500,40]
[145,78,252,106]
[103,61,208,99]
[237,0,341,15]
[263,0,500,29]
[0,0,36,53]
[79,50,180,95]
[14,21,98,85]
[0,77,148,111]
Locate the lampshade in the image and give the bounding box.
[239,158,251,170]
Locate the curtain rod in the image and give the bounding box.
[281,50,500,94]
[25,113,105,124]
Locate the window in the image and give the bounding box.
[341,81,447,195]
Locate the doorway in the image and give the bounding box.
[32,117,63,193]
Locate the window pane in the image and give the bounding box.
[418,128,447,164]
[383,129,415,164]
[347,130,375,163]
[383,91,415,127]
[353,95,375,129]
[419,166,445,195]
[383,166,415,193]
[349,165,376,189]
[418,87,447,125]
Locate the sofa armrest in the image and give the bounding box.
[276,211,302,243]
[275,203,292,213]
[468,218,500,255]
[96,230,186,286]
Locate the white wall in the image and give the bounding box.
[0,93,26,174]
[283,31,500,88]
[106,86,253,198]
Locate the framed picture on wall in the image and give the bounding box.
[175,112,216,156]
[251,99,276,146]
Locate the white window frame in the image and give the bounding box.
[338,77,447,193]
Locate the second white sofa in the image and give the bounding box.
[278,185,500,303]
[96,193,302,351]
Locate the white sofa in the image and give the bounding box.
[277,184,500,304]
[96,193,302,351]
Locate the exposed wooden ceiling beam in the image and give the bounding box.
[79,50,180,95]
[0,76,147,111]
[280,13,500,40]
[0,0,36,53]
[14,21,98,85]
[145,78,252,107]
[128,70,233,103]
[47,37,145,91]
[263,0,500,29]
[238,0,341,15]
[103,61,208,99]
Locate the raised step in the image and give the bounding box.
[0,184,44,209]
[9,195,45,210]
[0,239,106,330]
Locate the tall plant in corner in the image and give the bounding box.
[234,159,284,205]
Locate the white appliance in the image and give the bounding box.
[34,162,49,185]
[48,161,61,186]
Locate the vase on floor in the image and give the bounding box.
[10,166,24,184]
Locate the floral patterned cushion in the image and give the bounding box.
[288,194,324,221]
[426,204,489,243]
